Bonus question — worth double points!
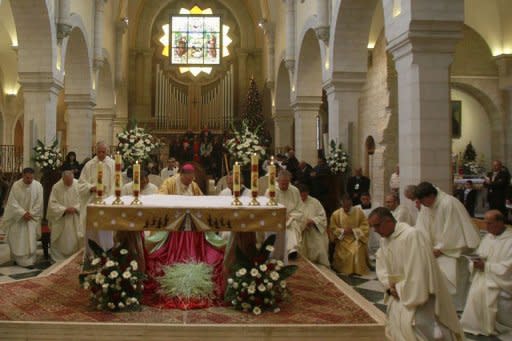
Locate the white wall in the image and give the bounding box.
[451,88,492,168]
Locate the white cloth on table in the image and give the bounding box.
[2,179,43,266]
[47,178,82,262]
[79,156,115,251]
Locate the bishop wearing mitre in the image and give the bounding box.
[47,170,82,261]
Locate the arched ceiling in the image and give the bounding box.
[0,0,18,94]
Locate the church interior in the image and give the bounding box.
[0,0,512,340]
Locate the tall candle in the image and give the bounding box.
[251,153,259,195]
[133,161,140,193]
[268,156,276,196]
[114,152,122,193]
[96,161,104,193]
[233,162,240,194]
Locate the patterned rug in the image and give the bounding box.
[0,253,376,325]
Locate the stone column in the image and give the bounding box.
[57,0,71,42]
[273,109,294,151]
[94,0,105,69]
[291,97,322,164]
[115,19,128,87]
[94,108,115,146]
[19,76,63,167]
[315,0,330,43]
[285,0,295,73]
[324,73,366,168]
[387,21,462,193]
[65,94,95,161]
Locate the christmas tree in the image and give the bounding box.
[241,77,264,132]
[463,141,477,162]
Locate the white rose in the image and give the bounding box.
[227,278,234,284]
[273,308,281,313]
[118,302,125,309]
[247,286,256,294]
[270,271,279,281]
[253,306,262,315]
[250,268,259,277]
[259,264,267,272]
[265,245,274,252]
[122,271,131,279]
[130,260,138,271]
[83,282,90,290]
[266,282,273,290]
[241,302,251,310]
[102,283,109,289]
[91,258,101,266]
[120,249,128,255]
[107,302,116,310]
[276,260,284,267]
[105,260,115,267]
[258,284,266,292]
[239,268,247,276]
[232,282,239,289]
[280,280,286,288]
[109,271,119,279]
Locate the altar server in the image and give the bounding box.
[297,183,329,267]
[330,194,370,275]
[369,207,464,341]
[266,169,305,260]
[47,170,82,261]
[461,210,512,336]
[2,168,43,266]
[415,182,481,311]
[121,169,158,196]
[79,141,115,251]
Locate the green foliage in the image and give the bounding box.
[157,262,215,301]
[463,142,477,162]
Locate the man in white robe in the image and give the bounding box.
[79,141,115,251]
[357,192,381,259]
[369,207,464,341]
[47,170,82,262]
[218,175,251,197]
[121,170,158,196]
[415,181,481,311]
[297,184,329,267]
[265,169,304,260]
[2,168,43,266]
[160,158,179,179]
[461,210,512,336]
[404,185,419,225]
[384,193,414,226]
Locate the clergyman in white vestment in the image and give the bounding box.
[415,182,481,311]
[121,171,159,196]
[78,142,115,251]
[265,170,304,260]
[461,210,512,336]
[47,170,83,262]
[2,168,43,267]
[369,207,464,341]
[297,183,329,267]
[384,193,414,226]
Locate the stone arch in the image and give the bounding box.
[295,29,323,98]
[451,81,504,162]
[96,56,115,109]
[63,23,93,97]
[273,61,293,151]
[275,61,291,110]
[9,1,56,74]
[329,0,378,77]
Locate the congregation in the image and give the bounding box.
[1,140,512,340]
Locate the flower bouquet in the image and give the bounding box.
[326,140,350,174]
[79,240,146,312]
[33,139,62,170]
[116,125,163,167]
[224,120,266,166]
[225,235,298,315]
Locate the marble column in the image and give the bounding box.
[291,97,322,164]
[65,94,95,161]
[387,21,462,193]
[315,0,330,43]
[94,108,115,146]
[273,109,294,151]
[19,76,63,167]
[324,73,366,168]
[94,0,105,69]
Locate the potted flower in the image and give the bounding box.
[116,125,163,168]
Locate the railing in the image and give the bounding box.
[0,145,23,174]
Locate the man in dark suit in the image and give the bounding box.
[346,167,370,205]
[485,160,510,217]
[456,180,477,217]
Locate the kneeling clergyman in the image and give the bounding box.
[2,168,43,267]
[47,170,82,262]
[461,210,512,336]
[368,207,464,341]
[330,194,369,275]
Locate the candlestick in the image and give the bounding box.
[131,161,142,205]
[231,161,242,206]
[95,161,105,204]
[249,153,260,206]
[267,156,277,206]
[112,152,124,205]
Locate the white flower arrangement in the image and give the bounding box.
[463,160,485,175]
[224,120,266,166]
[33,139,62,170]
[326,140,350,175]
[116,125,163,166]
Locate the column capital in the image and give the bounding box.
[272,108,294,120]
[494,54,512,79]
[65,94,96,109]
[94,107,115,119]
[291,96,322,111]
[324,72,367,94]
[18,72,63,95]
[315,27,329,44]
[387,20,463,62]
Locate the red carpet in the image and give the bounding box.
[0,253,376,325]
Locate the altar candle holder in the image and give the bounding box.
[267,157,278,206]
[131,160,142,205]
[112,152,124,205]
[95,161,106,205]
[248,153,260,206]
[231,162,242,206]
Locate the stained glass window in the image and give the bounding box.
[170,15,221,65]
